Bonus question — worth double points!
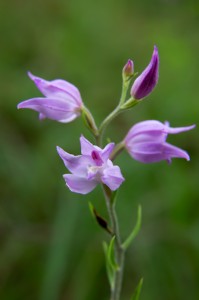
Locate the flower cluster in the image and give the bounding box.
[17,46,195,194]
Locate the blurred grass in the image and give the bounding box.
[0,0,199,299]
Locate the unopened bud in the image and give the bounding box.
[123,59,134,80]
[131,46,159,100]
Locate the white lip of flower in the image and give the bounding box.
[87,164,104,181]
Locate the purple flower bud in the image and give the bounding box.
[17,72,83,123]
[123,59,134,77]
[57,136,125,194]
[131,46,159,100]
[124,120,195,163]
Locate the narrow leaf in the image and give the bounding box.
[131,278,143,300]
[88,202,95,218]
[107,236,119,270]
[103,241,115,289]
[122,205,142,250]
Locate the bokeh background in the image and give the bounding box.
[0,0,199,299]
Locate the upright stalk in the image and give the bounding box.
[84,76,131,300]
[103,185,125,300]
[98,80,130,146]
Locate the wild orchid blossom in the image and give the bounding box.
[57,136,124,194]
[131,46,159,100]
[17,45,195,300]
[124,120,195,163]
[17,72,83,123]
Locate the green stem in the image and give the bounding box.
[89,77,132,299]
[110,141,125,161]
[98,80,129,146]
[102,185,125,300]
[98,105,121,146]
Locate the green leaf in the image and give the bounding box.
[107,236,119,271]
[122,205,142,250]
[131,278,143,300]
[103,241,115,289]
[88,202,95,218]
[102,236,119,290]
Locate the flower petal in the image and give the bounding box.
[28,72,82,106]
[80,135,100,155]
[17,98,80,123]
[101,143,115,161]
[128,141,190,163]
[125,120,196,146]
[101,165,124,191]
[165,123,196,134]
[57,146,92,175]
[80,136,115,162]
[63,174,97,194]
[163,142,190,161]
[125,120,166,143]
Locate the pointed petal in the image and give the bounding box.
[17,98,80,123]
[63,174,97,194]
[165,124,196,134]
[57,146,92,175]
[80,135,101,155]
[101,143,115,161]
[163,142,190,161]
[101,166,124,191]
[28,72,82,106]
[128,142,190,163]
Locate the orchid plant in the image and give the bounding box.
[17,46,195,300]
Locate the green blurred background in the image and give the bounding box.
[0,0,199,299]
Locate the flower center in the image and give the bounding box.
[91,150,103,166]
[87,151,105,181]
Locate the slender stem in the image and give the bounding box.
[98,105,121,146]
[98,80,130,147]
[110,141,125,161]
[102,185,125,300]
[93,77,131,299]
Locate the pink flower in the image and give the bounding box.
[57,136,125,194]
[17,72,83,123]
[124,120,195,163]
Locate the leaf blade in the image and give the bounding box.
[131,278,143,300]
[122,205,142,250]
